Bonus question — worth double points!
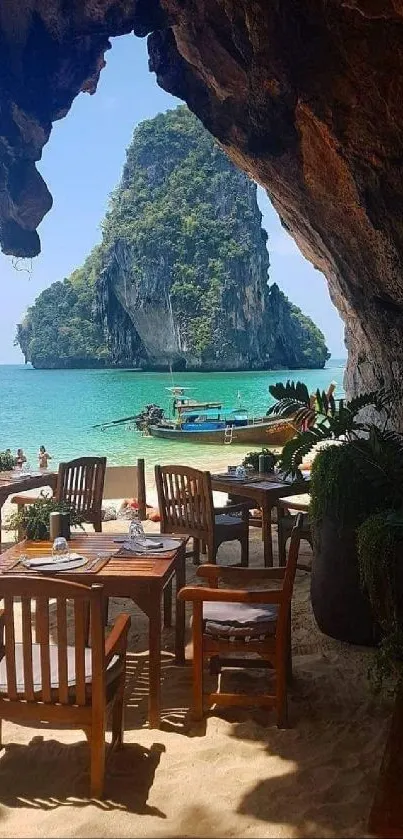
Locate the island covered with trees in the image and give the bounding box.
[17,107,329,371]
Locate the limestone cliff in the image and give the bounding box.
[16,107,329,371]
[96,107,329,371]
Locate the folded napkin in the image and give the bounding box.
[23,552,83,568]
[114,537,163,548]
[145,538,163,548]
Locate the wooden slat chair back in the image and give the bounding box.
[155,465,249,566]
[103,459,147,519]
[56,456,106,531]
[155,464,213,540]
[0,576,130,798]
[178,514,303,726]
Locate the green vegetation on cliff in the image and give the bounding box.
[16,249,110,368]
[17,106,329,371]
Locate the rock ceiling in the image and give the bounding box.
[2,1,403,404]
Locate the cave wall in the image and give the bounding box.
[2,2,403,412]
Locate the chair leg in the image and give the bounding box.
[201,541,207,555]
[193,538,201,566]
[277,524,287,568]
[0,718,3,748]
[192,602,204,720]
[206,541,217,564]
[240,533,249,567]
[90,720,106,799]
[17,506,25,542]
[276,659,288,729]
[112,677,125,749]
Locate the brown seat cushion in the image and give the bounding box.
[0,643,121,694]
[203,601,278,638]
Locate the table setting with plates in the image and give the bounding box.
[0,527,187,728]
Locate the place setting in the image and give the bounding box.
[5,537,111,575]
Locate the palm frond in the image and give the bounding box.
[269,380,310,405]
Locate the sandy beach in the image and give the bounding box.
[0,513,391,838]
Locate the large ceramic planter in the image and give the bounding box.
[311,516,378,646]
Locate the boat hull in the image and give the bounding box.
[148,420,296,445]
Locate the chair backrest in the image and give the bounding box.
[276,512,303,641]
[155,464,214,538]
[0,576,105,707]
[103,459,147,519]
[56,457,106,524]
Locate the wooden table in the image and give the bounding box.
[211,474,310,566]
[0,470,58,546]
[0,533,187,728]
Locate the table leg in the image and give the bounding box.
[175,546,186,666]
[262,499,274,567]
[148,590,162,729]
[163,579,172,627]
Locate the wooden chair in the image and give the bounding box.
[178,514,303,726]
[11,457,107,533]
[0,576,130,799]
[103,459,147,520]
[277,496,312,567]
[155,464,250,566]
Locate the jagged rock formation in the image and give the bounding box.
[96,107,328,371]
[16,107,329,371]
[3,3,403,404]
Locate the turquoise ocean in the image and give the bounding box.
[0,361,346,478]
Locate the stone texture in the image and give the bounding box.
[2,2,403,405]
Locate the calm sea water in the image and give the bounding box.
[0,361,346,476]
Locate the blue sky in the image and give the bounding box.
[0,35,345,364]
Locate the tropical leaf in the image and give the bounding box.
[269,380,310,405]
[278,425,331,476]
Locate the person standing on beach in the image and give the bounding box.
[38,445,52,469]
[15,448,27,467]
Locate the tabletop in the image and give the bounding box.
[0,532,187,584]
[211,472,309,499]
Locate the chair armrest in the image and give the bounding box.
[196,565,286,583]
[178,585,283,604]
[10,494,41,506]
[105,612,131,665]
[214,502,251,516]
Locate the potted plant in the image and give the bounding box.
[272,382,403,645]
[308,440,395,644]
[7,493,84,541]
[242,448,277,473]
[357,511,403,688]
[0,450,15,472]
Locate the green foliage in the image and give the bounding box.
[308,407,403,691]
[358,512,403,690]
[275,382,401,478]
[7,493,84,541]
[242,448,277,472]
[0,451,15,471]
[309,442,391,528]
[15,249,110,368]
[268,379,336,428]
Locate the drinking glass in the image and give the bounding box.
[52,536,70,562]
[128,517,148,553]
